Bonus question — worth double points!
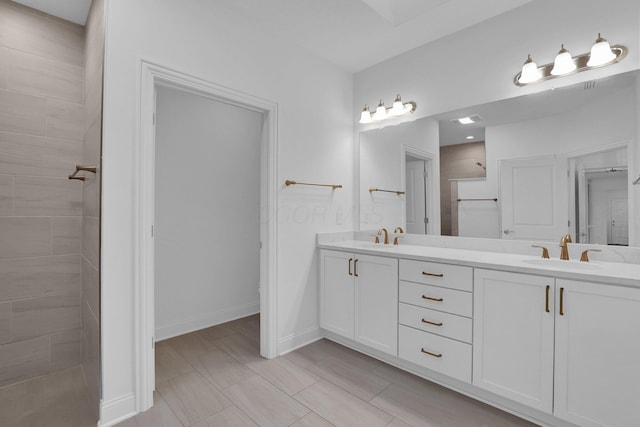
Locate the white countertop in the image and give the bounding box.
[318,240,640,288]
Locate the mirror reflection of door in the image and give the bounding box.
[609,191,629,245]
[406,157,428,234]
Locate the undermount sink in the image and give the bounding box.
[522,258,603,270]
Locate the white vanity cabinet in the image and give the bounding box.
[474,269,640,426]
[473,269,555,412]
[319,249,398,356]
[553,279,640,427]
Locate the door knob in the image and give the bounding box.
[503,229,515,235]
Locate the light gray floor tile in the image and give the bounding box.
[155,340,194,383]
[196,348,255,390]
[307,355,390,401]
[291,412,335,427]
[283,339,333,370]
[294,380,393,427]
[245,356,319,395]
[157,371,232,426]
[192,405,258,427]
[166,331,217,367]
[214,333,263,365]
[116,393,182,427]
[223,375,309,427]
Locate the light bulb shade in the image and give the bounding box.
[551,46,576,76]
[359,105,372,124]
[587,36,616,66]
[518,56,542,84]
[390,94,405,116]
[373,101,387,121]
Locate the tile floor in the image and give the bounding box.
[119,315,538,427]
[0,365,96,426]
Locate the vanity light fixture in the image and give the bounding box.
[514,33,627,86]
[359,94,416,123]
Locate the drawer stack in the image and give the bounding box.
[398,259,473,383]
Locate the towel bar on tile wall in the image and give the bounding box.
[633,175,640,185]
[68,165,97,181]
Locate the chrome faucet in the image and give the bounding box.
[377,228,389,245]
[559,234,572,260]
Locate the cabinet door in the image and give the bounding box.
[355,254,398,355]
[554,280,640,427]
[473,269,554,413]
[319,250,354,339]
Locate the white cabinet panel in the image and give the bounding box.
[399,259,472,291]
[399,281,472,317]
[399,303,472,343]
[320,250,355,339]
[473,269,555,413]
[355,255,398,356]
[554,280,640,427]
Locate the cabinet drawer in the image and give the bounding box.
[399,281,472,317]
[399,303,472,344]
[399,259,472,292]
[399,325,471,383]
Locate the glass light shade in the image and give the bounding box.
[587,34,616,66]
[550,45,576,76]
[373,100,387,121]
[390,94,405,116]
[518,55,542,84]
[359,105,372,124]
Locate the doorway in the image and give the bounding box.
[405,155,428,234]
[135,61,278,412]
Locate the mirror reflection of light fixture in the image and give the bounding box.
[359,94,416,123]
[457,117,475,124]
[514,34,627,87]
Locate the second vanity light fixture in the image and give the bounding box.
[515,33,627,86]
[359,94,416,124]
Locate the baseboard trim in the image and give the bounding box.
[98,392,136,427]
[155,302,260,341]
[277,325,322,356]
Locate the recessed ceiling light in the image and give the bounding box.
[458,117,475,124]
[466,135,474,140]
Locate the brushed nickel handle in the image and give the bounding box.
[545,285,550,313]
[422,271,444,277]
[354,259,358,277]
[422,295,443,302]
[559,287,565,316]
[421,348,442,358]
[421,318,443,326]
[348,258,353,276]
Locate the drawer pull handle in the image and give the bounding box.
[348,258,353,276]
[354,259,358,277]
[559,287,565,316]
[421,348,442,358]
[545,285,550,313]
[421,295,444,302]
[421,319,443,326]
[422,271,444,277]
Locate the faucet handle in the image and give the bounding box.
[531,245,550,259]
[394,227,404,234]
[580,249,601,262]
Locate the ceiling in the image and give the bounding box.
[10,0,533,72]
[437,70,638,146]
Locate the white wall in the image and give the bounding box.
[359,118,440,232]
[457,85,635,238]
[101,0,353,419]
[154,86,262,340]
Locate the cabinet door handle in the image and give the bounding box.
[348,258,353,276]
[421,348,442,358]
[354,259,358,277]
[545,285,550,313]
[421,295,443,302]
[422,271,444,277]
[421,318,443,326]
[559,287,565,316]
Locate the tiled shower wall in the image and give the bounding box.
[0,0,85,387]
[82,0,103,412]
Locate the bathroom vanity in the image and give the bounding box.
[318,234,640,427]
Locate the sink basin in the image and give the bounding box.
[349,240,395,249]
[522,258,602,270]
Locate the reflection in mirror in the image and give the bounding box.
[358,70,638,246]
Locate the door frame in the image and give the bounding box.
[134,60,278,412]
[401,146,436,235]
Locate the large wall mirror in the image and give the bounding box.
[359,70,638,246]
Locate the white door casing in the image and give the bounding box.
[406,160,427,234]
[500,156,568,241]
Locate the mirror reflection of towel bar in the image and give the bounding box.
[285,180,342,190]
[633,175,640,185]
[68,165,97,181]
[369,188,405,195]
[457,198,498,202]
